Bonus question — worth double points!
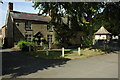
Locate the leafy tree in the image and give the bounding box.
[32,2,120,47]
[93,2,120,36]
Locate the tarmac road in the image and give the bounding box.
[20,53,118,78]
[1,49,118,78]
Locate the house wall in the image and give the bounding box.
[32,24,48,40]
[2,27,6,38]
[47,31,55,43]
[13,20,55,46]
[13,21,26,44]
[1,26,6,44]
[95,35,110,40]
[0,35,2,46]
[6,13,14,47]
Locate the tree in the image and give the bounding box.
[93,2,120,36]
[32,2,120,47]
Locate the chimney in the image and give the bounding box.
[8,2,13,11]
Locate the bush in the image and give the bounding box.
[17,41,36,51]
[43,43,48,48]
[83,38,93,48]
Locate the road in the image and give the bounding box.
[1,49,118,78]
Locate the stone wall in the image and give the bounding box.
[13,20,54,46]
[6,13,14,47]
[13,20,26,45]
[32,23,48,40]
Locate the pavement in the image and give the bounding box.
[1,49,119,78]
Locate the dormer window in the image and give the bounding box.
[25,21,32,30]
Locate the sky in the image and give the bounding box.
[0,1,39,28]
[0,1,105,29]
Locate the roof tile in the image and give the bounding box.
[10,11,51,22]
[95,26,111,35]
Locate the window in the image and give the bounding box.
[47,25,53,31]
[47,34,52,42]
[25,21,32,30]
[25,34,32,42]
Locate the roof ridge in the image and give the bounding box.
[11,11,49,17]
[10,10,51,22]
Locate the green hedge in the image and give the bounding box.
[17,41,36,51]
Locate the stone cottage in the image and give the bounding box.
[3,2,54,47]
[3,2,84,48]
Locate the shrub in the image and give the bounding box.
[83,38,93,48]
[43,43,48,48]
[17,41,36,51]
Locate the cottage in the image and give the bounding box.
[3,2,54,47]
[3,2,84,48]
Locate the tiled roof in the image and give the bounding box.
[95,26,111,35]
[10,11,51,22]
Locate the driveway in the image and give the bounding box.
[2,49,118,78]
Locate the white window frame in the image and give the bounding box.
[47,34,52,42]
[25,34,32,42]
[25,21,32,30]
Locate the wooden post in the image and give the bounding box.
[62,47,64,57]
[78,47,81,56]
[104,40,106,50]
[46,49,49,56]
[48,42,51,49]
[29,46,31,52]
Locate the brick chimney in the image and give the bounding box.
[8,2,13,11]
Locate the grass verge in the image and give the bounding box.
[23,48,107,59]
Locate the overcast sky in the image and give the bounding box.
[0,1,39,28]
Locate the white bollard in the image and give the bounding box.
[46,49,49,56]
[62,47,64,57]
[78,47,81,56]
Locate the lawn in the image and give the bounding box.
[24,48,106,59]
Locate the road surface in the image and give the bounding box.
[1,49,118,78]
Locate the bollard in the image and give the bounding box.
[78,47,81,56]
[62,47,64,57]
[46,49,49,56]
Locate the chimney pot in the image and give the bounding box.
[8,2,13,11]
